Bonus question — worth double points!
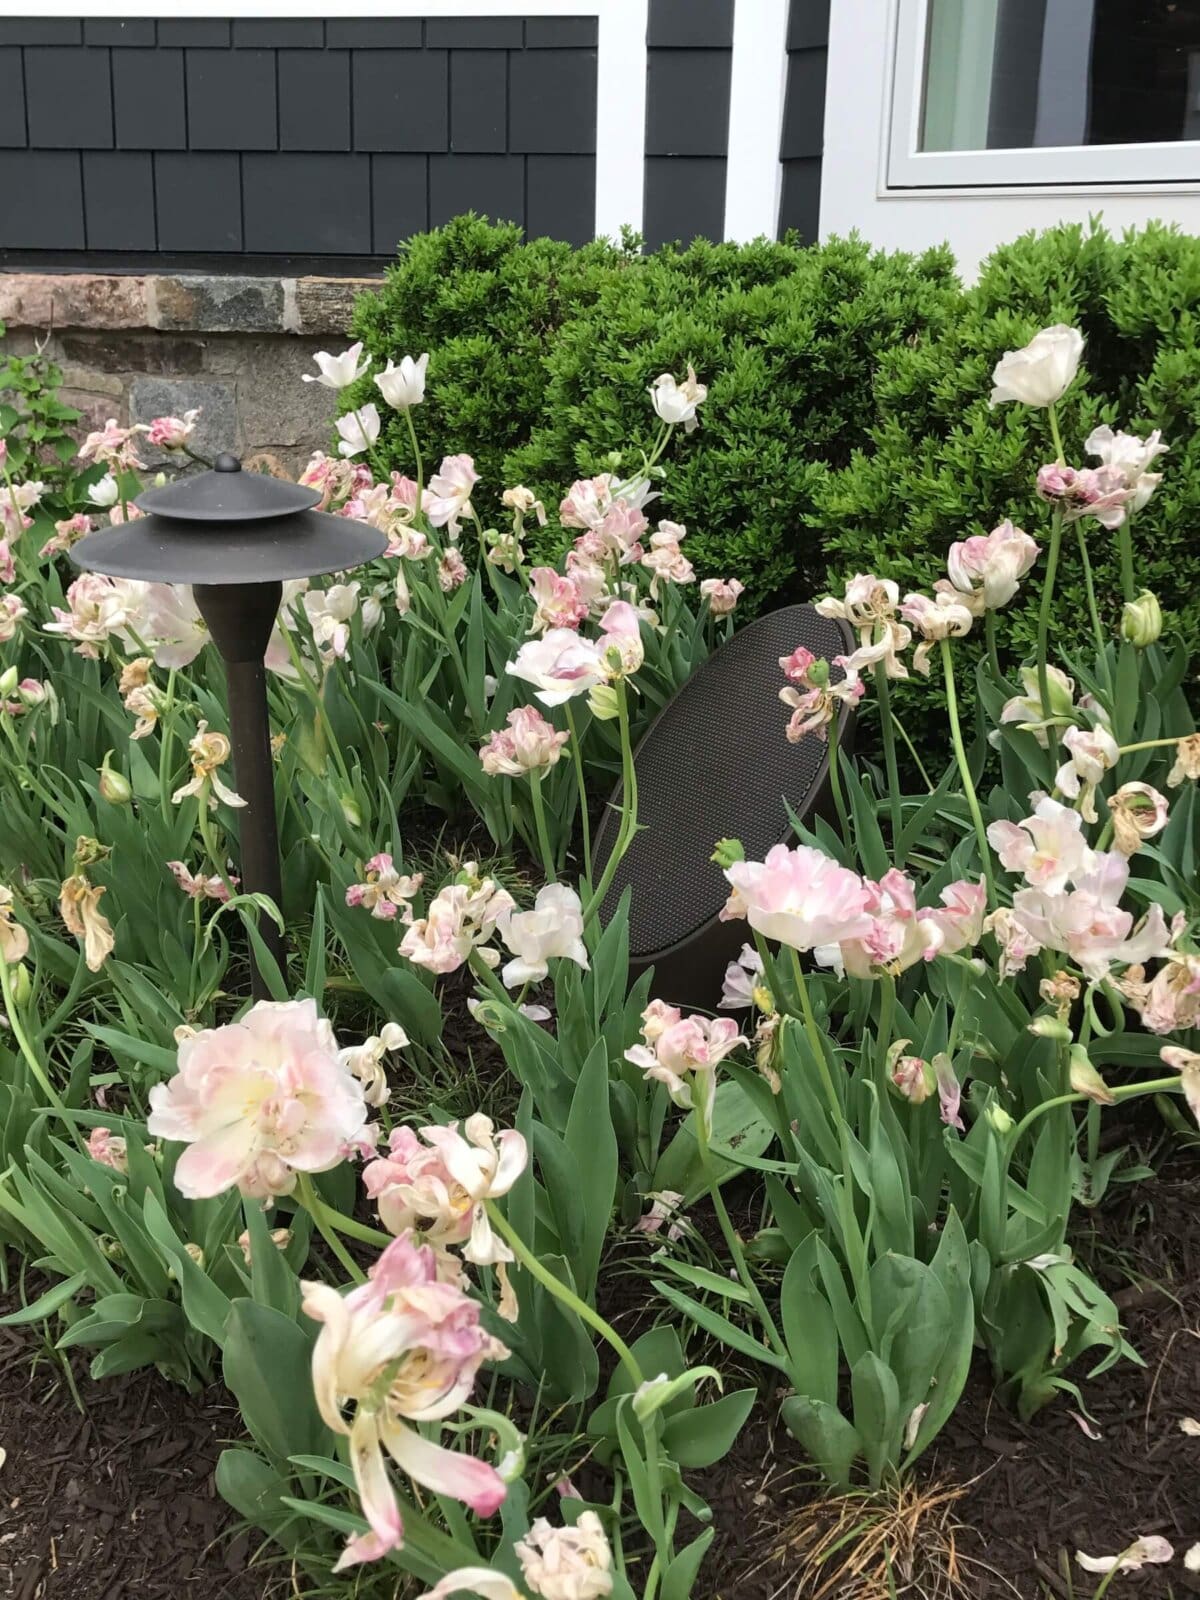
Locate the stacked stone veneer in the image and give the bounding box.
[0,272,382,475]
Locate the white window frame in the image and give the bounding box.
[887,0,1200,190]
[47,0,649,241]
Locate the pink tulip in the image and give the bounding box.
[426,454,478,537]
[723,844,874,954]
[700,577,744,616]
[479,706,570,777]
[146,999,369,1199]
[303,1234,509,1571]
[987,795,1095,894]
[345,853,423,921]
[528,567,589,634]
[946,520,1039,612]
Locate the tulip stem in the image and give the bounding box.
[1008,1075,1182,1150]
[1073,521,1114,702]
[528,769,557,880]
[1047,403,1066,468]
[298,1193,394,1248]
[826,712,850,840]
[984,611,1003,683]
[0,955,80,1141]
[1117,736,1181,756]
[1036,507,1064,765]
[564,702,592,883]
[403,407,424,505]
[939,640,996,905]
[872,663,904,860]
[695,1119,790,1367]
[157,668,177,819]
[1116,515,1137,605]
[583,681,637,923]
[485,1201,644,1388]
[296,1173,367,1283]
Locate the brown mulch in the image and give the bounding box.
[2,1138,1199,1599]
[697,1140,1200,1599]
[0,1304,279,1600]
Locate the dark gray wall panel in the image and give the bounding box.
[778,156,822,243]
[646,49,733,156]
[430,153,524,227]
[0,49,26,147]
[788,0,832,51]
[643,156,726,250]
[427,17,523,49]
[157,21,230,48]
[243,154,372,253]
[186,49,277,151]
[83,151,156,250]
[25,47,113,148]
[0,19,81,46]
[114,46,186,150]
[451,50,508,153]
[325,19,422,49]
[780,46,828,159]
[154,152,241,251]
[527,154,595,245]
[777,0,830,241]
[510,49,597,152]
[353,50,449,152]
[526,18,599,48]
[0,151,84,246]
[373,154,429,254]
[84,19,154,47]
[233,20,324,48]
[279,48,351,151]
[647,0,734,48]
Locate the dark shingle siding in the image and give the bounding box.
[0,15,601,262]
[778,0,829,242]
[642,0,733,249]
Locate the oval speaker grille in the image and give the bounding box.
[595,604,854,959]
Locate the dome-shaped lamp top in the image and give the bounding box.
[68,453,388,586]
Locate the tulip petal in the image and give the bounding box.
[379,1417,506,1517]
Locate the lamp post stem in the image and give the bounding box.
[193,580,286,1000]
[224,654,285,996]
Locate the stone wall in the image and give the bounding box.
[0,271,383,476]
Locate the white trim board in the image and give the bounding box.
[723,0,790,242]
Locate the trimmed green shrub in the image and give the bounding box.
[348,215,1200,674]
[808,220,1200,666]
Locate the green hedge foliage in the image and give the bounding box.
[349,214,1200,667]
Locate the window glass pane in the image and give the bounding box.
[921,0,1200,151]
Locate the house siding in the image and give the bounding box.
[0,14,600,266]
[778,0,829,243]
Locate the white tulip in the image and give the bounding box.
[499,884,590,987]
[989,324,1084,409]
[302,341,370,390]
[334,403,381,458]
[374,352,428,410]
[88,473,120,507]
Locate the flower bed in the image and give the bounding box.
[0,315,1198,1598]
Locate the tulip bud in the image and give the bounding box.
[339,792,363,828]
[99,756,132,805]
[1028,1014,1072,1043]
[806,657,831,688]
[9,962,31,1007]
[72,834,111,869]
[985,1102,1014,1135]
[587,683,620,721]
[711,837,746,868]
[1121,589,1162,648]
[1069,1044,1115,1105]
[751,982,775,1014]
[0,665,17,697]
[601,450,623,471]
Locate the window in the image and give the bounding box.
[888,0,1200,188]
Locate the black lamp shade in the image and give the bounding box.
[593,604,856,1010]
[69,453,387,585]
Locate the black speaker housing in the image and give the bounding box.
[592,603,856,1010]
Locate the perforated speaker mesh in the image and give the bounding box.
[594,604,854,959]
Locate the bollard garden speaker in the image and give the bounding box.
[592,603,856,1010]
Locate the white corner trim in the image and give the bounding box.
[724,0,790,241]
[595,0,649,240]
